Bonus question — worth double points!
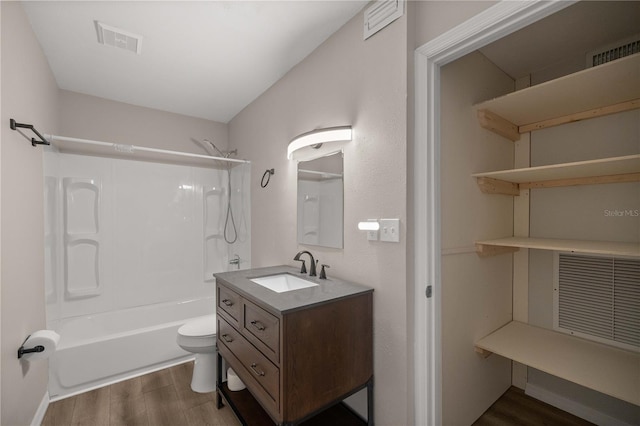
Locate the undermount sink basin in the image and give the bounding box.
[250,273,318,293]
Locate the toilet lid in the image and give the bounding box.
[179,315,216,337]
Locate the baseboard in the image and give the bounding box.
[31,392,50,426]
[525,383,633,426]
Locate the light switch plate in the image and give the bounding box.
[380,219,400,242]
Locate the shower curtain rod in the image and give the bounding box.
[45,134,250,164]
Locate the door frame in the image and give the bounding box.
[412,1,576,424]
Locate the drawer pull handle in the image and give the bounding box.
[250,363,265,376]
[250,320,266,331]
[222,299,234,307]
[221,334,233,343]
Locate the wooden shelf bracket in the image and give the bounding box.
[474,346,493,359]
[477,109,520,142]
[476,177,520,195]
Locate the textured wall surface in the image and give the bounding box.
[229,9,409,425]
[439,51,514,425]
[59,90,228,155]
[1,3,59,424]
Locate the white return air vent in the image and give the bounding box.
[586,34,640,68]
[363,0,405,40]
[95,21,143,55]
[554,253,640,351]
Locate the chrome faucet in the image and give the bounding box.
[293,250,316,277]
[229,254,240,270]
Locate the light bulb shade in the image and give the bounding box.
[288,126,352,161]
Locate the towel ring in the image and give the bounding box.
[261,169,274,188]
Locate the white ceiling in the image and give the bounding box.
[22,1,367,123]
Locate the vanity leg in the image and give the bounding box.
[216,352,223,409]
[367,377,374,426]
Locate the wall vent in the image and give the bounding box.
[95,21,143,55]
[586,34,640,68]
[554,253,640,351]
[363,0,404,40]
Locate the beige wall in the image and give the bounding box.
[59,90,228,155]
[227,2,504,423]
[439,51,515,425]
[229,9,408,425]
[528,100,640,424]
[413,1,497,47]
[1,3,59,425]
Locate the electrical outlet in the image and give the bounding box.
[367,229,379,241]
[379,219,400,242]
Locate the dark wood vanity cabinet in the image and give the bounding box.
[214,267,373,426]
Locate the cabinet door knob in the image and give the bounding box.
[250,363,265,376]
[222,299,233,307]
[250,320,266,331]
[221,334,233,343]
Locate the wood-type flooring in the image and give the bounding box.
[473,387,594,426]
[42,362,240,426]
[43,364,594,426]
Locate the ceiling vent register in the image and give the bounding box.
[587,34,640,67]
[363,0,404,40]
[95,21,143,55]
[554,253,640,351]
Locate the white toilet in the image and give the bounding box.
[176,315,217,393]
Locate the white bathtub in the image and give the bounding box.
[48,297,215,400]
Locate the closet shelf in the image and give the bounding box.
[473,154,640,195]
[474,53,640,139]
[474,321,640,406]
[475,237,640,258]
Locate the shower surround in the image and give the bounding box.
[43,150,250,399]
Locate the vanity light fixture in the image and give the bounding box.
[287,126,352,161]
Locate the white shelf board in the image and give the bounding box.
[475,321,640,406]
[472,154,640,183]
[474,54,640,126]
[475,237,640,257]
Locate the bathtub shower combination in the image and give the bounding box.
[43,146,250,400]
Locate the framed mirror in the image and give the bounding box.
[297,152,344,249]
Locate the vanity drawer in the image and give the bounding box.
[217,285,241,325]
[243,300,280,362]
[218,317,242,350]
[219,317,280,406]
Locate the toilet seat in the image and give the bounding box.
[177,315,217,353]
[178,315,216,337]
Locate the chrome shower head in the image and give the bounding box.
[202,139,225,157]
[203,139,237,158]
